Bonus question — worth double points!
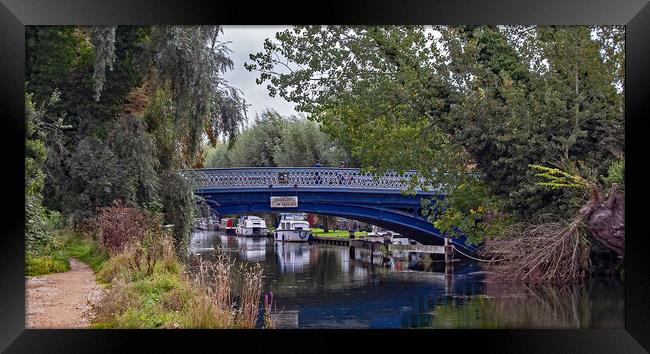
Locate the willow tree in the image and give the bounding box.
[203,109,353,169]
[27,25,248,248]
[137,26,248,247]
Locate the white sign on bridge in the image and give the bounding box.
[270,196,298,208]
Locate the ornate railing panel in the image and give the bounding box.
[183,167,439,192]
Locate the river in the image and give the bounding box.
[188,230,624,329]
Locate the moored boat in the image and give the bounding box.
[274,213,312,242]
[220,217,238,235]
[236,215,268,237]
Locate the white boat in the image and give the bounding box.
[366,225,420,245]
[366,225,400,243]
[236,216,268,237]
[196,216,219,231]
[274,213,312,242]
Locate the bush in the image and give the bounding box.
[93,247,267,329]
[95,202,164,255]
[97,233,176,283]
[44,209,65,231]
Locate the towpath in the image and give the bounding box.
[25,258,103,328]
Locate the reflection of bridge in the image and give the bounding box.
[184,167,476,253]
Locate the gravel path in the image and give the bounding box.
[26,258,104,328]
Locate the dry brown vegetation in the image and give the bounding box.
[482,216,591,283]
[187,250,265,328]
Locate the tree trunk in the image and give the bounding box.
[579,183,625,258]
[323,216,329,233]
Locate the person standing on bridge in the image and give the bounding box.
[314,159,323,184]
[337,161,346,185]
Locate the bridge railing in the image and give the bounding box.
[182,167,439,192]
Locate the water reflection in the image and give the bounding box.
[189,231,624,329]
[275,242,312,272]
[410,280,625,329]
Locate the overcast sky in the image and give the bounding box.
[220,26,300,126]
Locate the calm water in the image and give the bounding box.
[188,230,624,329]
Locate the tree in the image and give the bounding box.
[227,110,287,167]
[25,92,50,251]
[204,109,353,168]
[272,118,348,167]
[204,142,232,168]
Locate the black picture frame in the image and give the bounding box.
[1,0,648,352]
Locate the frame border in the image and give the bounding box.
[1,0,648,352]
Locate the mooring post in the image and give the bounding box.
[444,237,454,279]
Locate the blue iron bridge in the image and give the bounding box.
[183,167,478,254]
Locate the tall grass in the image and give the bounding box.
[93,242,267,328]
[186,248,265,328]
[235,262,264,328]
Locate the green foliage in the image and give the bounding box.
[148,26,247,161]
[27,26,247,250]
[226,110,288,167]
[204,143,232,168]
[426,177,509,244]
[25,229,72,276]
[26,27,94,103]
[107,115,160,206]
[273,118,349,167]
[25,91,59,251]
[310,228,367,238]
[67,136,133,217]
[159,171,195,250]
[90,26,117,101]
[25,228,107,276]
[529,164,591,189]
[92,246,265,329]
[603,159,624,192]
[25,252,70,276]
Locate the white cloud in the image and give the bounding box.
[220,26,300,125]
